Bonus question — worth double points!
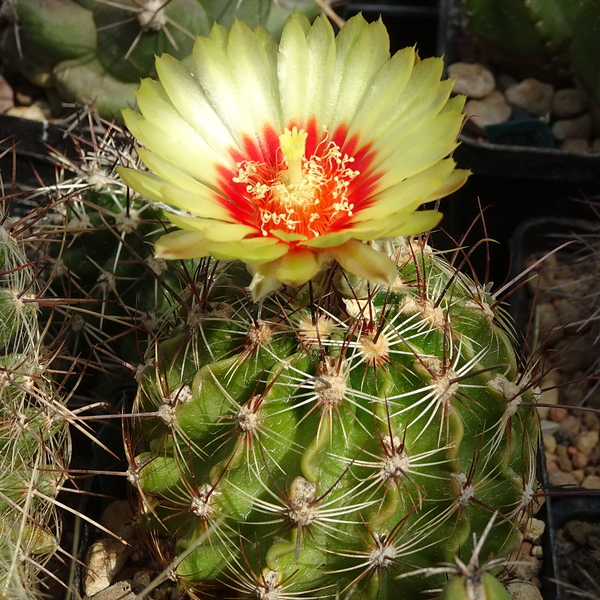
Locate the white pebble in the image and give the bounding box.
[506,582,544,600]
[464,90,512,134]
[551,113,592,141]
[448,62,496,98]
[552,88,587,118]
[505,78,554,117]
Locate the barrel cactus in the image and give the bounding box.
[0,216,70,598]
[0,0,323,119]
[118,12,540,599]
[130,240,539,598]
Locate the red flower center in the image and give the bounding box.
[216,121,379,241]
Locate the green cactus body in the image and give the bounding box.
[463,0,583,57]
[0,223,70,597]
[45,187,200,375]
[131,239,539,599]
[572,0,600,124]
[0,0,322,118]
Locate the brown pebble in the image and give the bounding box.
[550,407,568,422]
[546,460,559,474]
[558,455,573,472]
[571,452,588,469]
[583,412,600,431]
[556,444,568,458]
[567,445,578,456]
[582,474,600,489]
[542,433,557,453]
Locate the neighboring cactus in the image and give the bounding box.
[461,0,584,64]
[571,0,600,125]
[0,216,71,598]
[27,119,202,388]
[129,238,539,599]
[0,0,324,118]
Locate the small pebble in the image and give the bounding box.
[90,581,135,600]
[548,470,578,487]
[561,138,591,152]
[542,433,557,454]
[5,104,47,121]
[551,113,592,141]
[101,500,136,543]
[505,78,554,117]
[464,90,512,134]
[559,414,582,437]
[448,62,496,98]
[574,430,599,455]
[558,454,573,472]
[132,571,152,594]
[571,469,585,484]
[551,88,587,118]
[581,474,600,489]
[592,138,600,152]
[85,538,132,597]
[506,582,543,600]
[583,412,600,431]
[550,407,568,422]
[546,460,559,474]
[0,74,14,113]
[571,451,588,469]
[523,518,545,541]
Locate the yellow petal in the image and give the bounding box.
[330,18,390,127]
[155,53,238,158]
[278,13,336,128]
[384,210,443,237]
[159,181,234,222]
[346,46,415,140]
[117,167,167,203]
[136,148,231,220]
[166,212,256,241]
[274,249,320,287]
[302,230,356,248]
[199,238,288,265]
[155,230,211,260]
[330,240,397,286]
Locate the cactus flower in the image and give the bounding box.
[118,12,469,299]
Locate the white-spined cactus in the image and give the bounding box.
[0,217,70,598]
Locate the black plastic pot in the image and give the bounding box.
[340,0,441,57]
[438,0,600,184]
[510,216,600,600]
[0,114,77,192]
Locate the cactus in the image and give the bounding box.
[0,215,71,598]
[27,119,202,390]
[571,0,600,126]
[0,0,324,119]
[461,0,584,63]
[127,238,539,599]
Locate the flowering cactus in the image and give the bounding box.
[120,12,539,600]
[118,12,469,299]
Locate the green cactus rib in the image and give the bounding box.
[131,239,539,599]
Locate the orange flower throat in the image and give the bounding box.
[218,123,379,241]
